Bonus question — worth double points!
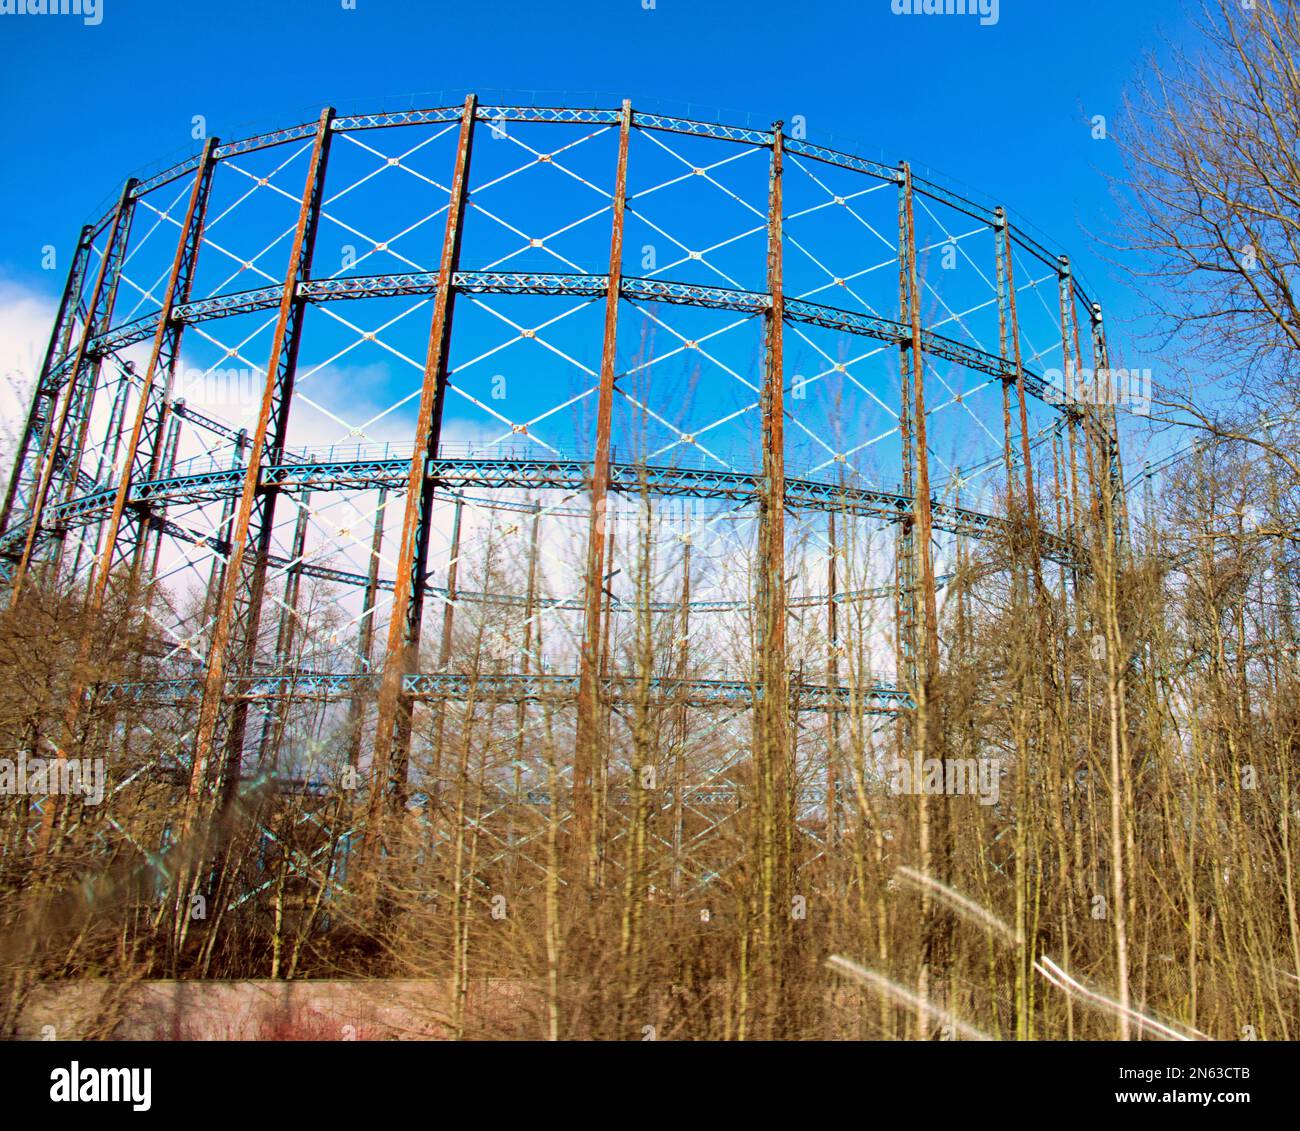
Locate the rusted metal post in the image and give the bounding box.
[27,202,136,859]
[895,169,917,695]
[366,94,477,863]
[899,161,945,1033]
[28,299,126,861]
[758,122,790,750]
[1060,287,1087,558]
[746,119,793,1038]
[187,109,335,818]
[994,209,1017,501]
[77,140,219,629]
[825,507,839,848]
[258,490,312,767]
[437,493,465,669]
[672,522,690,894]
[144,410,185,591]
[119,140,223,586]
[92,364,132,497]
[1000,223,1039,536]
[10,182,136,603]
[510,500,542,864]
[1051,423,1069,557]
[1088,303,1129,552]
[68,361,131,581]
[346,487,388,768]
[594,497,618,886]
[0,226,93,544]
[429,490,465,784]
[199,428,248,634]
[1055,257,1084,581]
[50,211,144,586]
[573,99,633,872]
[900,165,939,685]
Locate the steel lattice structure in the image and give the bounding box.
[0,96,1122,892]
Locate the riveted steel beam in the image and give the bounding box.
[345,487,388,768]
[366,94,478,858]
[9,183,136,603]
[757,119,791,781]
[998,218,1039,552]
[899,163,940,688]
[0,225,93,545]
[109,670,912,713]
[82,139,220,622]
[573,99,632,872]
[188,108,336,819]
[42,272,205,856]
[1088,303,1129,554]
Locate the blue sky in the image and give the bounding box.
[0,0,1203,495]
[0,0,1191,305]
[0,0,1209,660]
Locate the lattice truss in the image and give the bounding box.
[1,103,1104,898]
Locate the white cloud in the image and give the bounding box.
[0,278,56,426]
[0,279,59,497]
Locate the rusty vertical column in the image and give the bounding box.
[145,411,184,592]
[50,202,143,584]
[0,225,93,545]
[10,182,136,603]
[366,94,478,860]
[894,167,917,695]
[1056,257,1076,406]
[749,120,793,1036]
[573,99,633,870]
[1141,461,1154,552]
[994,208,1017,501]
[899,165,939,685]
[594,499,618,884]
[1062,286,1093,546]
[69,363,131,581]
[672,522,691,894]
[188,108,335,816]
[953,466,974,632]
[346,487,388,768]
[900,162,946,1031]
[510,500,542,865]
[122,140,223,587]
[825,507,839,848]
[200,429,248,634]
[80,140,220,629]
[1055,257,1084,579]
[26,196,136,858]
[1089,303,1129,552]
[93,365,132,498]
[437,493,465,669]
[1051,424,1069,556]
[258,490,312,767]
[215,116,336,810]
[430,490,465,783]
[1000,223,1039,536]
[757,121,790,749]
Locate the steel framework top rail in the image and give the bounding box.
[86,101,1096,314]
